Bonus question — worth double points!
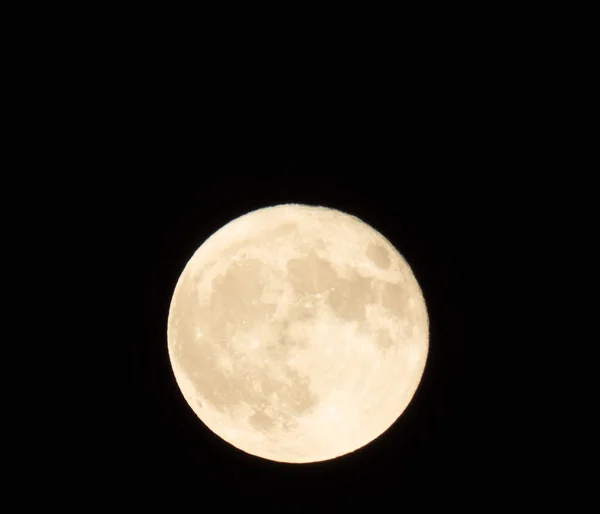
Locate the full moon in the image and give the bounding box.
[167,204,429,463]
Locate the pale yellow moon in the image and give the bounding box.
[167,203,429,463]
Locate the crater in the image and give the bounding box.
[272,222,299,239]
[287,301,317,323]
[177,324,319,420]
[402,321,415,340]
[170,284,279,416]
[209,258,276,329]
[374,329,395,351]
[327,270,375,321]
[190,222,299,285]
[281,367,319,416]
[287,252,339,295]
[177,337,241,414]
[265,319,309,362]
[366,243,391,269]
[248,410,276,432]
[315,238,327,250]
[381,281,410,317]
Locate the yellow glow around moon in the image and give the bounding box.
[167,204,429,463]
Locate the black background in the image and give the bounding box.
[122,128,489,509]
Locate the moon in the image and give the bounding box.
[167,204,429,463]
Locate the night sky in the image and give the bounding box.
[121,128,486,509]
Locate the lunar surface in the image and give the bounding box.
[167,204,429,463]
